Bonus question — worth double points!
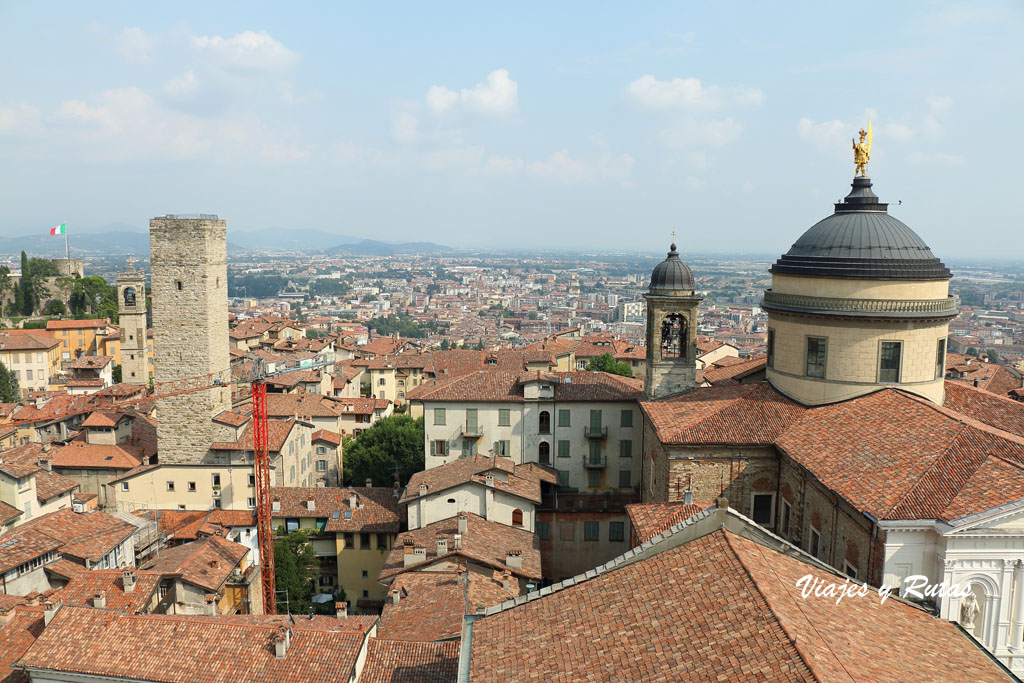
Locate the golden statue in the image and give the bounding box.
[853,122,872,177]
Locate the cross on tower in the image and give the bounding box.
[671,229,677,244]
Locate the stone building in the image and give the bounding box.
[149,215,231,464]
[643,244,702,400]
[116,259,149,386]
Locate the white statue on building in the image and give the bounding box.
[959,590,980,631]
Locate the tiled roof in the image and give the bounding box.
[46,319,108,330]
[141,535,249,592]
[401,455,547,505]
[378,570,514,641]
[360,638,459,683]
[266,393,344,418]
[17,508,135,563]
[943,379,1024,439]
[81,410,126,428]
[625,502,710,543]
[0,332,60,351]
[0,607,44,683]
[212,411,250,427]
[271,487,401,533]
[334,398,391,415]
[136,509,214,542]
[311,429,341,445]
[31,468,79,502]
[467,524,1010,681]
[0,500,22,525]
[702,356,766,385]
[16,607,366,682]
[50,442,144,470]
[945,353,1022,397]
[55,569,162,614]
[68,355,113,370]
[408,369,641,403]
[42,558,88,580]
[210,418,296,453]
[380,513,541,581]
[0,526,63,574]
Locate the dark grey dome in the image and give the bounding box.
[649,243,695,292]
[771,178,951,279]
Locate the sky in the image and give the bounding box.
[0,1,1022,257]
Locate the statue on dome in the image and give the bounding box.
[852,123,872,177]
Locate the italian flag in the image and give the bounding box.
[49,223,66,236]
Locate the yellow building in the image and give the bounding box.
[98,327,155,381]
[46,318,110,361]
[0,331,63,396]
[271,486,401,613]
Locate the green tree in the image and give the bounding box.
[67,276,118,322]
[0,362,20,402]
[112,364,122,383]
[586,352,634,378]
[43,299,66,316]
[273,530,320,615]
[18,251,33,315]
[342,414,424,487]
[439,339,451,350]
[985,348,999,363]
[0,266,11,318]
[528,311,539,320]
[28,258,59,278]
[965,347,979,357]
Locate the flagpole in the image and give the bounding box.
[64,227,69,261]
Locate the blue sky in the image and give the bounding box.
[0,1,1021,257]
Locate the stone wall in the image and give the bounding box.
[149,217,231,464]
[643,294,701,400]
[117,268,148,386]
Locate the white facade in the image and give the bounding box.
[407,478,536,532]
[880,501,1024,674]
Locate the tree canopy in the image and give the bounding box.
[273,530,320,615]
[586,352,634,378]
[66,276,118,322]
[0,362,19,402]
[342,414,424,487]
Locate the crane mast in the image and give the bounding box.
[250,376,276,614]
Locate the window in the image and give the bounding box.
[465,408,478,433]
[498,409,510,426]
[538,411,550,434]
[344,532,354,548]
[316,460,327,472]
[805,337,827,379]
[25,369,32,381]
[584,521,599,541]
[620,410,633,428]
[935,338,946,380]
[751,493,774,526]
[511,509,524,527]
[461,439,473,457]
[810,527,821,558]
[557,470,570,488]
[879,341,902,383]
[767,329,775,368]
[212,473,221,487]
[378,378,385,386]
[558,409,570,427]
[430,440,449,456]
[609,521,625,542]
[248,474,255,487]
[247,497,256,508]
[780,500,791,536]
[362,590,369,598]
[213,498,221,509]
[377,534,388,549]
[618,469,632,488]
[538,441,550,465]
[843,561,858,580]
[589,409,602,431]
[588,440,601,462]
[619,440,632,458]
[187,481,196,492]
[493,440,510,457]
[433,408,446,425]
[360,533,371,548]
[166,481,175,492]
[557,440,570,458]
[120,482,129,492]
[316,446,326,455]
[537,521,550,540]
[587,469,601,488]
[361,570,369,578]
[176,280,182,291]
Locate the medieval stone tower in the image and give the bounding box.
[150,215,232,464]
[643,243,703,400]
[116,259,148,385]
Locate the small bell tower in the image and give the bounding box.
[117,258,148,386]
[643,243,702,400]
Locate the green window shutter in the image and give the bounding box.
[558,409,570,427]
[619,440,632,458]
[589,441,601,459]
[558,440,570,458]
[621,410,633,427]
[498,409,510,426]
[429,440,436,456]
[619,470,631,487]
[590,409,601,429]
[434,408,446,425]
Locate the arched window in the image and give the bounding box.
[538,441,550,465]
[661,313,687,358]
[511,509,524,527]
[538,410,550,434]
[122,287,136,307]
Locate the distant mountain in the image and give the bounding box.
[228,229,362,252]
[325,239,454,256]
[0,231,150,257]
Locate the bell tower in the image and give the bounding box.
[116,258,148,386]
[643,243,702,400]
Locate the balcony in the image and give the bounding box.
[583,454,607,469]
[460,424,483,438]
[584,426,608,440]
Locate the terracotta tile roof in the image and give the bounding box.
[16,607,366,682]
[0,332,60,351]
[0,448,83,502]
[136,510,213,542]
[334,397,391,415]
[702,356,766,385]
[50,442,144,470]
[17,508,135,564]
[625,502,710,543]
[45,319,108,330]
[271,487,401,533]
[68,355,113,370]
[946,353,1022,397]
[80,410,126,428]
[212,411,250,427]
[55,569,162,614]
[942,380,1024,439]
[42,558,88,580]
[31,468,79,502]
[0,607,44,683]
[210,418,296,453]
[208,509,257,528]
[467,525,1010,682]
[311,429,341,445]
[266,393,344,418]
[378,570,514,641]
[380,513,541,581]
[401,455,547,505]
[0,500,22,525]
[360,638,459,683]
[141,535,249,592]
[0,526,63,574]
[408,369,641,403]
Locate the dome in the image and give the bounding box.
[649,243,695,292]
[771,178,951,279]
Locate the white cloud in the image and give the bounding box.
[797,117,848,150]
[426,69,518,116]
[115,27,153,62]
[473,156,524,176]
[659,118,743,148]
[529,150,593,184]
[163,71,199,97]
[626,75,764,111]
[391,112,419,143]
[192,30,298,70]
[423,145,485,172]
[0,103,40,133]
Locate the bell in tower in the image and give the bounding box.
[643,243,702,400]
[116,257,149,386]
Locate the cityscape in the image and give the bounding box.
[0,3,1022,682]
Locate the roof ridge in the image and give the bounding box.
[903,388,1024,450]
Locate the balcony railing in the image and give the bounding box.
[583,454,607,469]
[584,426,608,439]
[762,291,958,319]
[461,424,483,437]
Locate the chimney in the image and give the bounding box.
[436,535,448,556]
[502,568,512,592]
[205,593,217,616]
[453,533,462,550]
[974,378,980,387]
[43,598,62,626]
[122,569,136,593]
[413,546,426,562]
[458,515,468,534]
[418,483,428,497]
[335,601,347,619]
[272,626,290,659]
[272,501,281,513]
[365,478,372,488]
[348,492,357,509]
[305,499,315,511]
[403,539,417,567]
[683,488,693,505]
[505,550,522,571]
[390,586,401,605]
[485,474,494,487]
[37,458,52,472]
[93,591,106,609]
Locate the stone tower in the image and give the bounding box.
[643,243,703,400]
[116,259,148,385]
[762,177,955,406]
[150,215,232,464]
